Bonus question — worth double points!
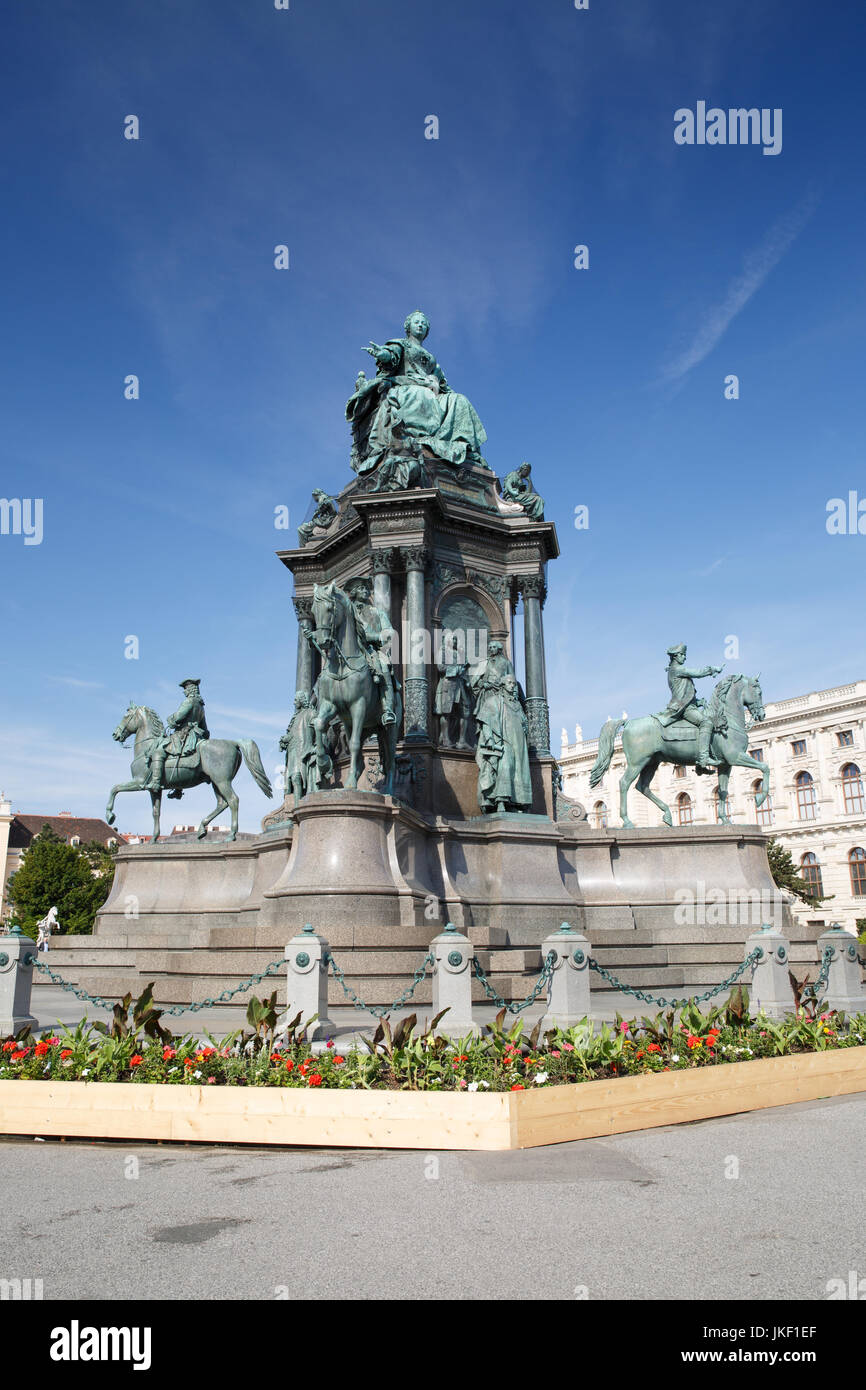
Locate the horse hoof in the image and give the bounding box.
[196,829,207,840]
[621,819,634,829]
[106,811,115,826]
[663,813,673,827]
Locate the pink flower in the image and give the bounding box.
[563,1043,574,1052]
[619,1021,629,1034]
[550,1049,561,1058]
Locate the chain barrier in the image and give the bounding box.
[34,955,287,1017]
[326,950,435,1019]
[801,946,835,1006]
[472,951,555,1014]
[586,948,762,1011]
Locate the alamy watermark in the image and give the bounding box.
[674,881,781,928]
[1,497,43,545]
[674,103,782,156]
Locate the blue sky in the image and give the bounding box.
[1,0,864,831]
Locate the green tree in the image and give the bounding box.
[6,825,115,938]
[766,837,829,910]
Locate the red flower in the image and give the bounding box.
[647,1043,661,1053]
[510,1083,525,1090]
[35,1042,50,1057]
[47,1037,60,1045]
[130,1054,143,1067]
[162,1047,176,1060]
[686,1035,701,1049]
[333,1056,345,1065]
[60,1049,72,1059]
[11,1051,26,1062]
[635,1050,645,1059]
[183,1058,194,1069]
[307,1074,323,1087]
[284,1059,294,1071]
[2,1041,16,1051]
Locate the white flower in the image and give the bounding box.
[168,1066,179,1074]
[671,1055,680,1063]
[479,1080,490,1088]
[467,1081,480,1091]
[534,1071,549,1084]
[194,1070,203,1078]
[81,1068,90,1076]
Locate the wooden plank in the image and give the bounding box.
[1,1047,865,1151]
[511,1048,866,1147]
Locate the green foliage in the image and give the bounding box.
[91,983,171,1044]
[3,1002,865,1090]
[765,837,827,909]
[6,825,114,936]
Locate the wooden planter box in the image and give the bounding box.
[2,1047,865,1151]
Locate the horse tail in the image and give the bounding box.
[239,740,274,799]
[590,719,625,788]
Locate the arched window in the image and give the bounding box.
[850,848,866,897]
[752,779,773,828]
[795,771,817,821]
[800,852,824,899]
[842,763,864,815]
[677,793,693,827]
[592,800,608,829]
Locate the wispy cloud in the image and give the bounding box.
[49,676,104,690]
[660,190,819,384]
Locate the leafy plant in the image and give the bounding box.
[91,983,171,1044]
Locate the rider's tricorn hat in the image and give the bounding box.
[179,677,201,688]
[344,576,372,598]
[666,643,686,658]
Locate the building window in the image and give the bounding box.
[849,847,866,897]
[842,763,864,815]
[795,771,817,820]
[752,780,773,828]
[838,730,854,747]
[674,764,686,779]
[677,793,693,827]
[791,739,807,757]
[70,836,80,848]
[800,852,824,899]
[749,747,764,762]
[592,800,608,829]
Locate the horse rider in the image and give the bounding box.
[343,577,397,725]
[147,678,210,791]
[657,643,724,773]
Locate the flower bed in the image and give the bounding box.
[1,991,865,1092]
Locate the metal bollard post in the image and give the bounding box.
[744,923,795,1020]
[0,926,39,1036]
[816,924,866,1015]
[431,923,478,1038]
[538,922,591,1031]
[284,924,335,1043]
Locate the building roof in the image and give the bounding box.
[8,815,126,849]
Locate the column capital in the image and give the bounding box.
[401,546,430,573]
[518,574,547,606]
[370,547,398,575]
[293,595,314,623]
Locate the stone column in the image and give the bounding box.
[371,549,396,637]
[293,596,315,697]
[402,547,429,739]
[520,574,550,756]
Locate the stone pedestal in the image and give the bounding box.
[0,927,38,1035]
[261,790,433,929]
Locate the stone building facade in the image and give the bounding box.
[559,680,866,935]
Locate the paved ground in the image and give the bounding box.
[2,1093,865,1301]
